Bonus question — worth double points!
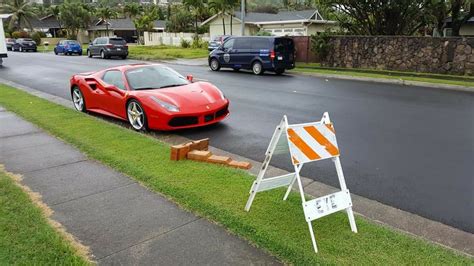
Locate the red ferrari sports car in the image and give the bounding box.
[70,63,229,131]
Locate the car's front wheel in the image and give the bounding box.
[209,58,220,71]
[19,47,23,52]
[127,100,147,131]
[71,86,86,112]
[54,48,58,55]
[252,61,264,75]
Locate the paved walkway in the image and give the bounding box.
[0,108,278,265]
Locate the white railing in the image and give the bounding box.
[143,32,209,46]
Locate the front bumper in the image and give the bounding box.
[146,102,230,131]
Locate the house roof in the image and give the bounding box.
[31,14,61,29]
[88,17,166,31]
[202,9,334,26]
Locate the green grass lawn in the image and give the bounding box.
[0,84,471,264]
[0,169,90,264]
[293,63,474,88]
[128,45,208,60]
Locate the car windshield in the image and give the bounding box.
[125,65,189,90]
[66,41,79,45]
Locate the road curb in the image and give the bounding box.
[290,71,474,93]
[1,78,473,257]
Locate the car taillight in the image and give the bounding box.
[124,44,128,48]
[106,44,114,48]
[270,50,275,60]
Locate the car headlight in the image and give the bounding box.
[150,96,180,112]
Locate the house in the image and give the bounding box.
[440,16,474,36]
[201,9,336,38]
[88,17,166,43]
[30,15,62,37]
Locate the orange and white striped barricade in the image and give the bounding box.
[244,112,357,253]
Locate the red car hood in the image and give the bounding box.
[134,82,224,112]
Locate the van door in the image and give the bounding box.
[273,38,295,69]
[219,38,235,67]
[230,38,251,69]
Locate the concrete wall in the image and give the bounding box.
[143,32,209,46]
[323,36,474,75]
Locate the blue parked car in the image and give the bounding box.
[208,36,295,75]
[54,40,82,56]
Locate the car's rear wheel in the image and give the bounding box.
[252,61,264,75]
[127,100,147,131]
[71,87,86,112]
[210,58,220,71]
[87,50,92,58]
[101,50,107,59]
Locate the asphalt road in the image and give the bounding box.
[1,52,473,233]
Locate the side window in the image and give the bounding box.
[223,39,234,49]
[234,38,251,49]
[102,71,126,91]
[93,38,99,45]
[251,38,269,49]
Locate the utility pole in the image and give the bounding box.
[240,0,245,36]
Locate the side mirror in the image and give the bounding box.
[186,75,194,82]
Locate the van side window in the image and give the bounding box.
[251,38,269,49]
[223,39,234,49]
[234,38,251,49]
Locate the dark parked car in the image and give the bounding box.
[12,38,37,52]
[5,38,15,51]
[87,37,128,59]
[208,35,230,51]
[208,36,295,75]
[54,40,82,55]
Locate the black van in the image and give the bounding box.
[208,36,295,75]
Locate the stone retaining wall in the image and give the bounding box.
[323,36,474,75]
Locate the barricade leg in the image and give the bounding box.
[283,164,302,200]
[333,157,358,233]
[307,221,318,253]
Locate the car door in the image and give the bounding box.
[57,41,64,53]
[91,38,101,55]
[101,70,128,118]
[219,38,235,67]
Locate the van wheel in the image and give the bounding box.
[210,58,220,71]
[252,61,264,75]
[275,69,285,75]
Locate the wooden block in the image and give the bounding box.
[170,145,180,161]
[207,155,231,165]
[178,144,191,160]
[196,138,209,151]
[187,150,212,161]
[228,161,252,170]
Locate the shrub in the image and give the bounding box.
[180,38,191,48]
[12,31,29,39]
[310,31,332,60]
[30,32,42,45]
[5,32,11,38]
[255,30,272,36]
[191,36,207,49]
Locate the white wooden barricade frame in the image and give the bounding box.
[244,112,357,253]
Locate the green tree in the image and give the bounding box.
[323,0,432,35]
[123,2,142,19]
[166,7,194,33]
[96,6,118,37]
[132,5,159,44]
[450,0,473,36]
[183,0,208,35]
[1,0,37,30]
[58,0,91,39]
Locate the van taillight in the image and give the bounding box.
[270,50,275,60]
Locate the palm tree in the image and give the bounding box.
[123,2,142,20]
[183,0,207,36]
[210,0,239,35]
[1,0,36,30]
[96,6,118,37]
